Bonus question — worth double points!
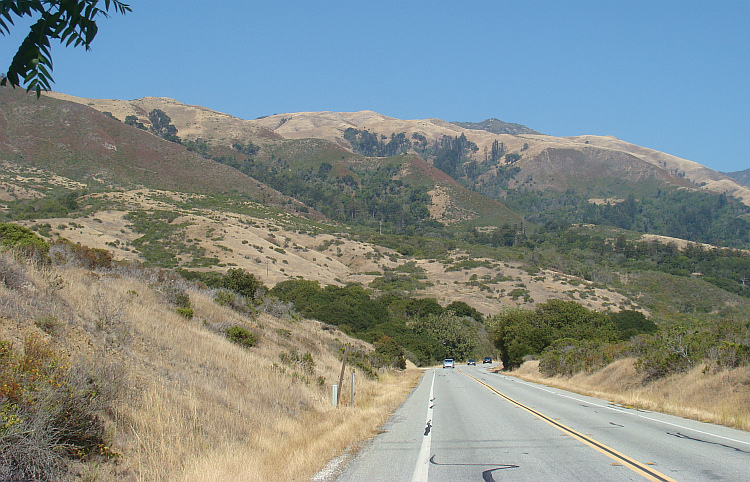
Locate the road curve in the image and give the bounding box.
[330,364,750,481]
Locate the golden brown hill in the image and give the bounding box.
[45,92,750,206]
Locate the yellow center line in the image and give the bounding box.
[459,369,676,482]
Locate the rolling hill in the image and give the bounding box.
[1,86,748,321]
[45,90,750,209]
[3,88,749,481]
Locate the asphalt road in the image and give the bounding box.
[331,364,750,481]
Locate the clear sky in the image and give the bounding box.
[2,1,748,172]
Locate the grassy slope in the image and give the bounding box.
[510,359,749,431]
[0,87,297,211]
[0,250,423,480]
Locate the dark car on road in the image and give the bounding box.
[467,359,476,365]
[482,356,492,364]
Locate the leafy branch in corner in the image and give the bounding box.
[0,0,131,97]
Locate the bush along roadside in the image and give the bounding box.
[0,335,119,481]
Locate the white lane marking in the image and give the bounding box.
[497,375,750,447]
[412,370,436,482]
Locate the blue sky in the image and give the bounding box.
[2,1,748,172]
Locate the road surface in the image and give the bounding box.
[329,364,750,481]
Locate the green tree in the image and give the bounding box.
[486,307,549,370]
[446,300,484,322]
[373,335,406,369]
[221,268,264,301]
[148,109,180,142]
[1,0,131,96]
[413,311,479,362]
[608,310,657,340]
[486,301,618,371]
[124,114,145,129]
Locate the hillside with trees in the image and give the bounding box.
[1,87,750,479]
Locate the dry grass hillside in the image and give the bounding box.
[0,89,303,215]
[44,92,750,207]
[0,248,423,481]
[43,92,281,146]
[510,359,749,431]
[6,184,639,316]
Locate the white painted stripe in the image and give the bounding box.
[412,370,436,482]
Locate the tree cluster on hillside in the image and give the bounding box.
[268,279,487,365]
[2,189,82,222]
[487,299,749,380]
[125,109,180,143]
[532,227,750,300]
[147,109,179,142]
[207,147,442,236]
[343,128,411,157]
[487,300,625,371]
[505,189,750,248]
[413,133,479,178]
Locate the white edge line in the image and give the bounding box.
[412,369,436,482]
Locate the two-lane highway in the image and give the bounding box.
[332,364,750,481]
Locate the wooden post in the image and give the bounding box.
[337,345,349,406]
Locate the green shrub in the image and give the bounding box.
[176,307,194,319]
[49,240,112,269]
[214,290,236,306]
[34,315,62,335]
[225,326,256,348]
[0,335,116,480]
[373,335,407,369]
[221,268,264,301]
[539,338,627,376]
[0,223,49,256]
[301,352,315,374]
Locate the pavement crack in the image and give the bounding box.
[667,432,750,454]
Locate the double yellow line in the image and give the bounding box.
[460,370,676,482]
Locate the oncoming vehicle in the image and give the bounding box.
[467,359,476,366]
[482,356,492,364]
[442,358,455,369]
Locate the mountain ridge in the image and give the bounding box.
[43,91,750,207]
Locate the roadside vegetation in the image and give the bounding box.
[268,279,489,366]
[510,360,750,431]
[486,300,750,430]
[0,230,422,480]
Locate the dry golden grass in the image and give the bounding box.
[510,359,750,431]
[0,252,423,481]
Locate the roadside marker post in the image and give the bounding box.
[337,345,349,406]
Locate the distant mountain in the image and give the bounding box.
[451,118,541,135]
[724,168,750,188]
[35,91,750,245]
[0,87,307,214]
[3,88,750,317]
[45,92,750,208]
